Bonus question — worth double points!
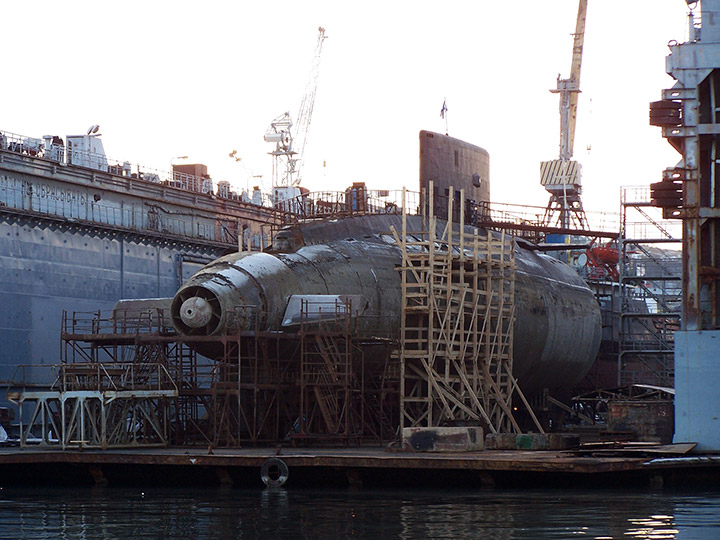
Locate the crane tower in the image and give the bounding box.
[265,27,327,201]
[540,0,589,231]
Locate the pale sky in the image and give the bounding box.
[1,0,691,215]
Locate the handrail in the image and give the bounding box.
[0,128,241,201]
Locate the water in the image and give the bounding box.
[1,486,719,539]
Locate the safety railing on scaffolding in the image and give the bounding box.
[8,361,177,394]
[62,309,173,337]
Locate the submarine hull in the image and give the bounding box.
[171,214,601,397]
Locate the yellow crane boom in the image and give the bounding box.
[566,0,588,160]
[540,0,589,231]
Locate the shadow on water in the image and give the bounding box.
[1,485,720,539]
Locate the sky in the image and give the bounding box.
[0,0,693,215]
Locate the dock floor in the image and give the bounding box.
[3,446,719,489]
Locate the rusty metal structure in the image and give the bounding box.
[4,186,606,447]
[2,175,622,448]
[8,310,179,449]
[650,0,720,451]
[618,187,682,388]
[6,300,398,448]
[158,192,602,445]
[470,200,617,244]
[273,187,414,222]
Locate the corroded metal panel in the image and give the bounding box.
[654,0,720,451]
[608,401,674,444]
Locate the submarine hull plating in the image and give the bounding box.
[171,215,601,397]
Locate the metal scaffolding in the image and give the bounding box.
[298,299,361,441]
[618,187,682,387]
[8,359,177,450]
[12,302,399,448]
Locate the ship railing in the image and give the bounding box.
[220,304,397,343]
[620,315,680,351]
[110,308,175,335]
[0,128,271,206]
[0,130,45,158]
[276,189,421,221]
[273,185,620,236]
[622,185,653,205]
[621,185,682,242]
[471,200,620,236]
[621,255,683,279]
[0,129,106,170]
[61,362,177,393]
[225,306,398,340]
[622,219,682,243]
[298,298,360,335]
[297,300,398,340]
[356,312,398,341]
[5,365,62,396]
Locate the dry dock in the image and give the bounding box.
[2,446,719,489]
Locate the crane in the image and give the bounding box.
[265,27,327,193]
[555,0,587,162]
[292,26,327,183]
[540,0,589,231]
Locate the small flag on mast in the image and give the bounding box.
[440,99,448,119]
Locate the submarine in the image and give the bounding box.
[170,212,601,398]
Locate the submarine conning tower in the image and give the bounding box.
[170,213,601,398]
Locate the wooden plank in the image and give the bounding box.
[577,442,697,456]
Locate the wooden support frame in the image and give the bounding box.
[395,183,534,434]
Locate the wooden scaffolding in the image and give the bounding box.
[393,187,535,434]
